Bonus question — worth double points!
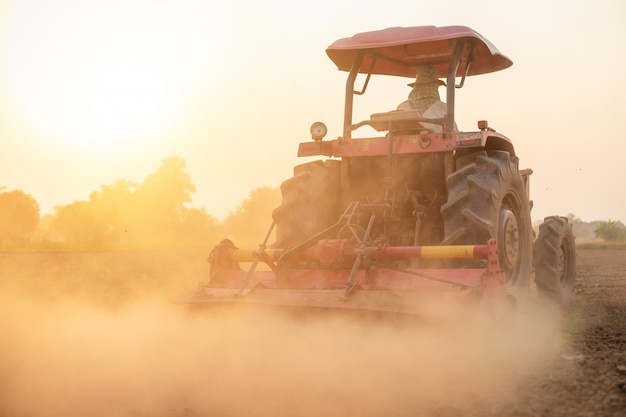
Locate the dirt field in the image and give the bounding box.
[0,247,624,416]
[508,248,626,417]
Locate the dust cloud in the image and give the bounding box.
[0,252,565,417]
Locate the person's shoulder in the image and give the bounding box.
[423,100,447,116]
[396,100,411,111]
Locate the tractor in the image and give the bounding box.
[190,25,576,314]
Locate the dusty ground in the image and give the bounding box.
[0,247,624,416]
[506,248,626,417]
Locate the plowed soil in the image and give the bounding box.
[507,248,626,417]
[0,247,624,416]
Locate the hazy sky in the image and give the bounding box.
[1,0,625,223]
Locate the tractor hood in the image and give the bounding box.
[326,25,512,79]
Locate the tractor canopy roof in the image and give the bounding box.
[326,25,512,79]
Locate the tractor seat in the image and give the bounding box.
[369,109,427,133]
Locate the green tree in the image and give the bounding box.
[177,207,223,246]
[567,213,582,225]
[49,180,138,244]
[47,156,224,247]
[139,157,194,212]
[222,186,281,247]
[594,219,626,242]
[0,189,40,243]
[50,201,98,243]
[88,179,138,243]
[134,156,198,244]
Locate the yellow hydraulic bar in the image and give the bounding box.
[419,245,481,259]
[229,244,488,263]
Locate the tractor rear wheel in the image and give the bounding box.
[533,216,576,305]
[271,160,341,249]
[442,150,533,298]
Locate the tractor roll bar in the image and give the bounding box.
[342,39,470,141]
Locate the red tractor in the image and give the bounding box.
[191,26,576,314]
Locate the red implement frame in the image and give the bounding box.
[188,239,505,316]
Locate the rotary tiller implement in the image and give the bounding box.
[190,206,507,315]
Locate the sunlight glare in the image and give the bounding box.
[2,0,216,150]
[88,56,166,139]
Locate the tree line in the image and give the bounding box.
[2,158,626,247]
[0,156,280,249]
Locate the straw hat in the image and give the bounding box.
[408,66,446,87]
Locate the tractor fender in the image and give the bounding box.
[455,131,516,159]
[484,132,515,156]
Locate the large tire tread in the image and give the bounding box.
[442,150,533,295]
[533,216,577,305]
[271,160,341,249]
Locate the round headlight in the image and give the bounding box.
[310,122,327,141]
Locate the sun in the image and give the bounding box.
[10,53,170,148]
[2,0,211,150]
[85,56,168,141]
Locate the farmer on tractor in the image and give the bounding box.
[397,65,457,133]
[191,25,576,315]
